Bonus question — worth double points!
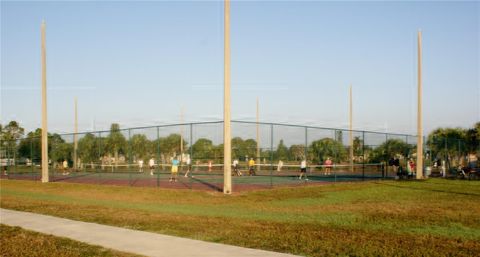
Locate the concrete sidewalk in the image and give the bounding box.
[0,208,300,257]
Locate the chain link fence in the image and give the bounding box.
[1,121,477,191]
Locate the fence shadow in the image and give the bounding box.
[373,180,480,197]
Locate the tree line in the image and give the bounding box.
[1,121,478,168]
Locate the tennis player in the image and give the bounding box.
[184,155,191,177]
[248,158,256,176]
[138,159,144,173]
[324,157,333,175]
[170,157,179,182]
[149,158,155,175]
[299,159,308,180]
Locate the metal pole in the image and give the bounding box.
[270,124,273,188]
[349,85,354,174]
[73,97,78,171]
[223,0,232,194]
[41,20,49,183]
[190,123,193,189]
[127,129,133,172]
[30,138,33,174]
[416,30,424,179]
[305,127,308,184]
[256,97,260,171]
[180,106,184,158]
[362,131,366,178]
[156,126,160,188]
[98,132,102,183]
[304,127,308,160]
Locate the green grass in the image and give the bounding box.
[1,178,480,256]
[0,224,141,257]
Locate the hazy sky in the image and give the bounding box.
[1,0,479,135]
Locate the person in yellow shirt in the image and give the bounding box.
[248,158,256,176]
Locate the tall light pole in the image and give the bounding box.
[41,20,49,182]
[256,97,260,169]
[349,85,353,173]
[416,30,423,179]
[223,0,232,194]
[73,97,78,171]
[180,106,184,159]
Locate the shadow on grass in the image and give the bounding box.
[50,173,95,182]
[373,180,480,197]
[190,177,222,192]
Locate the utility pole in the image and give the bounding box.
[74,97,78,171]
[416,30,424,179]
[180,106,184,159]
[256,97,260,170]
[349,85,353,173]
[41,20,49,183]
[223,0,232,194]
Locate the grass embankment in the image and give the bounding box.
[0,224,141,257]
[1,179,479,256]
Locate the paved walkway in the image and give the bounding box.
[0,208,300,257]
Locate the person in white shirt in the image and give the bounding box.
[233,159,241,176]
[138,159,144,173]
[184,156,192,177]
[149,158,155,175]
[299,159,308,180]
[62,159,69,175]
[277,160,284,172]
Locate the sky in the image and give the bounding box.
[1,0,479,136]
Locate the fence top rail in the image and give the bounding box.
[2,120,424,141]
[231,120,417,137]
[35,121,226,137]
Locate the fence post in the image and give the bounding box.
[445,138,448,172]
[128,129,132,186]
[190,123,193,189]
[362,131,366,178]
[156,126,160,188]
[304,127,308,184]
[270,124,273,188]
[30,138,34,175]
[98,132,102,184]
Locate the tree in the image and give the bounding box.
[50,141,73,163]
[243,139,257,159]
[17,129,67,165]
[1,121,24,142]
[309,138,347,163]
[231,137,257,160]
[157,134,186,158]
[192,138,214,160]
[78,133,99,167]
[105,123,127,165]
[369,139,411,163]
[465,122,480,154]
[274,139,288,161]
[130,134,151,161]
[0,121,25,162]
[231,137,245,159]
[18,129,42,162]
[289,144,305,161]
[352,137,363,157]
[427,127,467,168]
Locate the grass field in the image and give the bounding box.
[1,178,479,256]
[0,224,141,257]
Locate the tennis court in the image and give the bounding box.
[1,162,388,192]
[1,120,419,192]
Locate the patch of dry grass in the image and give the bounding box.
[1,179,480,256]
[0,224,141,257]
